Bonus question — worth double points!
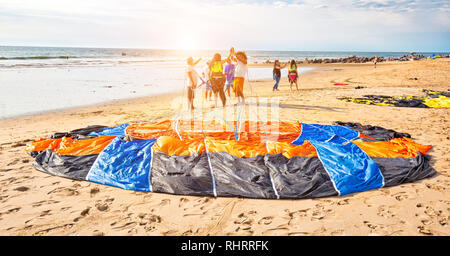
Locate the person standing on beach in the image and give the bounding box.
[203,62,212,101]
[288,59,299,91]
[233,51,248,104]
[373,56,378,68]
[273,60,288,91]
[224,58,236,98]
[186,57,201,111]
[209,50,232,107]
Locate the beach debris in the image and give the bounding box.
[25,120,436,199]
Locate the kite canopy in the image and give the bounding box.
[26,120,436,199]
[338,90,450,109]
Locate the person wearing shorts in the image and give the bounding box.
[272,60,287,91]
[233,51,248,104]
[209,51,233,107]
[224,59,235,97]
[186,57,201,111]
[203,63,212,101]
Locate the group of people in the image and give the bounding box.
[273,59,300,92]
[186,48,248,111]
[185,49,302,111]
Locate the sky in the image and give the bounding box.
[0,0,449,52]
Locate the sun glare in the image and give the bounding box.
[177,36,199,50]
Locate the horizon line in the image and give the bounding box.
[1,44,449,53]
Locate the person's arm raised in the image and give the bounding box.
[194,58,202,65]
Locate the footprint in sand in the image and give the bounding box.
[73,207,91,222]
[47,187,79,197]
[0,207,21,217]
[257,216,273,225]
[7,159,20,166]
[0,195,9,203]
[377,205,395,218]
[232,211,255,234]
[417,225,433,235]
[181,229,194,236]
[140,213,162,224]
[95,202,109,212]
[286,209,308,224]
[39,210,52,217]
[288,231,310,236]
[94,197,114,212]
[178,197,189,208]
[261,224,289,235]
[112,221,137,231]
[159,199,170,206]
[33,224,74,236]
[337,199,349,205]
[14,186,30,192]
[90,187,100,197]
[11,142,27,148]
[92,230,105,236]
[425,183,446,192]
[392,192,408,201]
[193,197,212,207]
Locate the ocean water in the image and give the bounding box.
[0,46,448,119]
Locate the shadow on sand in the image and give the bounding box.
[244,102,344,112]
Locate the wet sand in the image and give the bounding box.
[0,58,448,236]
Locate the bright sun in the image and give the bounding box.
[177,36,199,50]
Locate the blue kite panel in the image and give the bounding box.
[88,124,130,137]
[310,139,384,195]
[291,123,358,145]
[86,137,156,192]
[309,124,359,140]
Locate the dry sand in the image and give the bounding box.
[0,59,448,236]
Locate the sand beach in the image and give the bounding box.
[0,58,448,236]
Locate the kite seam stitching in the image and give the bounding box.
[265,139,280,199]
[148,146,154,192]
[204,137,217,197]
[175,118,182,141]
[310,141,341,196]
